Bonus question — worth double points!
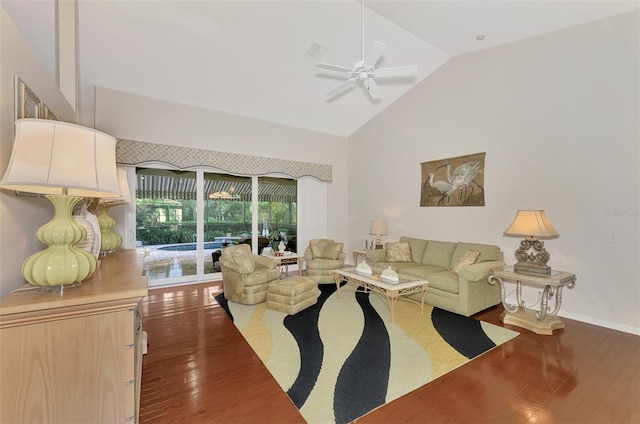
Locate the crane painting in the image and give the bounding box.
[420,152,486,207]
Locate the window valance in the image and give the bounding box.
[116,138,332,182]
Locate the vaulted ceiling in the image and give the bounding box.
[4,0,638,137]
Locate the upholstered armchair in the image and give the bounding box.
[304,239,346,283]
[220,244,280,304]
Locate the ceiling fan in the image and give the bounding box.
[316,0,418,100]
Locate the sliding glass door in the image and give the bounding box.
[135,168,297,286]
[136,169,197,280]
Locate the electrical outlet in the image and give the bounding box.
[608,231,617,243]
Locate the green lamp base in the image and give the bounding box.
[98,206,122,254]
[22,195,97,288]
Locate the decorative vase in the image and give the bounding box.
[278,241,286,252]
[73,214,95,256]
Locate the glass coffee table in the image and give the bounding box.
[333,268,429,323]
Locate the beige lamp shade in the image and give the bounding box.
[100,167,132,205]
[0,119,121,198]
[369,219,388,248]
[503,210,559,239]
[369,219,388,236]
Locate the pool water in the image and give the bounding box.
[157,242,225,251]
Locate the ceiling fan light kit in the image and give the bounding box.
[316,0,418,100]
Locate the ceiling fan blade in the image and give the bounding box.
[365,78,380,100]
[374,65,418,78]
[316,63,352,73]
[326,78,357,97]
[363,41,386,68]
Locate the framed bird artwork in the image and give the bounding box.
[420,152,486,207]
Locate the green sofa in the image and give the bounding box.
[365,236,505,316]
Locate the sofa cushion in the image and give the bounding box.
[306,258,344,270]
[399,265,447,280]
[421,240,457,269]
[243,267,279,285]
[385,241,414,262]
[425,270,459,294]
[310,239,343,260]
[452,250,481,275]
[450,242,503,268]
[399,237,428,263]
[371,262,421,274]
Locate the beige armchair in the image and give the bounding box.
[220,244,280,304]
[304,239,346,283]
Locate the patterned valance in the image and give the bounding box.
[116,138,332,182]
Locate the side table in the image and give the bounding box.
[261,252,305,277]
[488,267,576,335]
[353,249,367,266]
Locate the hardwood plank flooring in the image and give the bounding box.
[139,280,640,423]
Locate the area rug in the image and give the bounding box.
[215,282,518,424]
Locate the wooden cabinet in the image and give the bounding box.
[0,249,148,423]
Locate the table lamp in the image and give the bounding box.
[94,167,132,254]
[503,209,559,276]
[0,119,121,288]
[369,219,388,249]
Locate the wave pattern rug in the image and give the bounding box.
[216,282,519,424]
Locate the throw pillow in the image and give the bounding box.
[385,242,414,263]
[452,250,481,275]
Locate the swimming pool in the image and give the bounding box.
[157,242,225,251]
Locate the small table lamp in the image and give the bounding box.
[369,219,388,249]
[0,119,121,288]
[503,210,559,276]
[94,167,132,254]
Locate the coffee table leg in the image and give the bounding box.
[420,286,427,314]
[334,273,342,298]
[387,294,399,323]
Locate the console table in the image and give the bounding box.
[488,267,576,335]
[0,249,148,423]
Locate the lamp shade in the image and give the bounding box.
[503,210,559,239]
[369,219,388,236]
[101,167,132,205]
[0,119,121,198]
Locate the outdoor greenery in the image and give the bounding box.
[136,198,296,246]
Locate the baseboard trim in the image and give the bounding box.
[559,310,640,335]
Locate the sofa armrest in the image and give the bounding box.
[458,260,506,282]
[254,254,277,269]
[304,247,313,262]
[366,249,386,264]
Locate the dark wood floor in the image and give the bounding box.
[139,280,640,424]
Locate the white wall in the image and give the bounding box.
[93,87,349,248]
[348,12,640,333]
[0,6,76,297]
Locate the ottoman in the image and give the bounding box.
[267,276,318,315]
